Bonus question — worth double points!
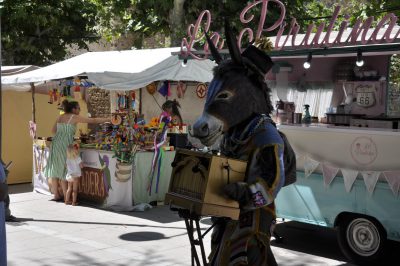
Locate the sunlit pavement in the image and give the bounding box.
[6,184,356,266]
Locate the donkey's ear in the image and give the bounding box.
[224,18,243,66]
[205,31,223,64]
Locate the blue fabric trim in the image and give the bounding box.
[205,79,222,108]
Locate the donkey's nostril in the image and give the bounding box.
[201,124,209,133]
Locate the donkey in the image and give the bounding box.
[192,23,295,266]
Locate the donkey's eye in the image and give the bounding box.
[216,91,233,100]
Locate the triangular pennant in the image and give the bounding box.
[361,171,380,195]
[295,152,304,162]
[322,163,339,188]
[383,171,400,197]
[341,169,359,193]
[304,156,320,178]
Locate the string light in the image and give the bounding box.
[356,49,364,67]
[181,58,188,68]
[303,52,312,69]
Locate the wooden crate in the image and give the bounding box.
[165,149,247,220]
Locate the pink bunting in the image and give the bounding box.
[341,169,359,193]
[361,171,381,195]
[383,171,400,197]
[304,156,319,178]
[322,163,339,188]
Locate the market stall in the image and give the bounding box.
[4,48,214,209]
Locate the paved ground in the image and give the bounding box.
[4,183,385,266]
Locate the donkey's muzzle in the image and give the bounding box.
[192,120,209,139]
[192,113,224,146]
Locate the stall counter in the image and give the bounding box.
[33,142,176,209]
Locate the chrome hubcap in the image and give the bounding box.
[346,218,380,256]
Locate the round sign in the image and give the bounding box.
[196,83,207,98]
[350,136,378,166]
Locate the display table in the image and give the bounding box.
[132,151,176,204]
[33,142,176,209]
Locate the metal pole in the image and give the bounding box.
[0,14,3,164]
[31,82,36,139]
[31,83,36,122]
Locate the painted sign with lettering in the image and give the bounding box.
[79,167,107,203]
[181,0,400,59]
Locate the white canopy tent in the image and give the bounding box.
[2,48,215,90]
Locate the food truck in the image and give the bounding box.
[269,24,400,266]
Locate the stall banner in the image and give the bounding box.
[301,153,400,197]
[33,145,51,195]
[81,150,134,211]
[79,167,108,203]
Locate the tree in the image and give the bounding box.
[92,0,316,48]
[1,0,99,66]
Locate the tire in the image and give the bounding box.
[337,214,386,265]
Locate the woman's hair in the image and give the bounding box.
[67,144,79,159]
[62,99,79,113]
[162,99,182,122]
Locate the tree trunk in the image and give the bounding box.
[169,0,186,47]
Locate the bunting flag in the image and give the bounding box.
[298,153,399,197]
[361,171,380,195]
[295,152,304,162]
[304,156,320,178]
[322,164,339,188]
[383,171,400,197]
[341,169,359,193]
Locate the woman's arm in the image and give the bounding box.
[73,116,111,124]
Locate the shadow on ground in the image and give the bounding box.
[8,183,32,194]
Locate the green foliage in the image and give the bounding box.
[390,55,400,85]
[1,0,99,65]
[3,0,400,65]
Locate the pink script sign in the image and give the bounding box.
[181,0,400,59]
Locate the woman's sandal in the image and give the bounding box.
[65,201,72,205]
[72,202,79,206]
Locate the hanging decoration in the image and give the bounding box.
[341,169,359,193]
[322,163,339,188]
[158,81,171,97]
[29,121,37,139]
[299,153,400,197]
[148,111,171,195]
[146,82,157,95]
[196,83,207,98]
[304,156,320,178]
[177,81,187,98]
[383,171,400,197]
[130,91,136,111]
[361,171,380,195]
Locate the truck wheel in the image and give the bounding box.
[337,215,386,265]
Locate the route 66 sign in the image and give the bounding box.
[355,84,376,108]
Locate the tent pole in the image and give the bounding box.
[0,14,3,164]
[139,87,142,115]
[30,83,36,124]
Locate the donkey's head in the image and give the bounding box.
[192,23,274,146]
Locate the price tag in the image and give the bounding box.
[356,85,376,107]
